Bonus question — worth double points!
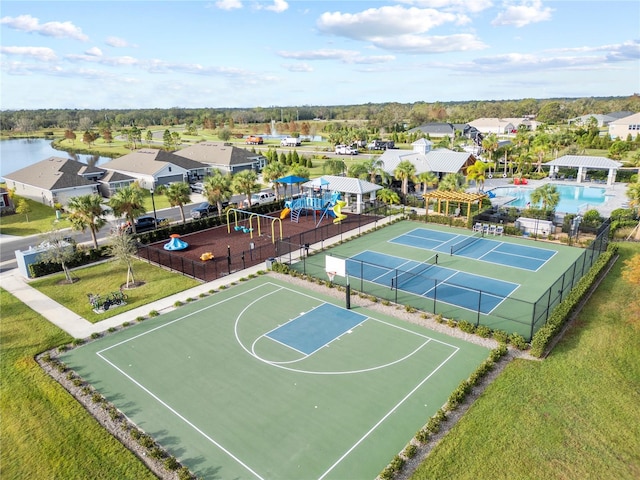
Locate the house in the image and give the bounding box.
[0,187,14,214]
[377,139,477,181]
[409,123,456,138]
[608,112,640,139]
[468,118,517,135]
[100,149,209,189]
[173,141,267,175]
[3,157,101,206]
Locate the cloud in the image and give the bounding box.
[106,36,133,48]
[370,33,486,54]
[492,0,553,28]
[283,63,313,72]
[85,47,103,57]
[0,46,58,61]
[277,48,395,64]
[0,14,89,41]
[263,0,289,13]
[215,0,243,10]
[396,0,493,14]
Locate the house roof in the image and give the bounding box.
[101,149,205,175]
[302,175,382,195]
[3,157,99,190]
[609,112,640,125]
[174,141,264,168]
[546,155,623,169]
[468,118,515,130]
[409,123,455,136]
[99,170,136,183]
[378,148,476,176]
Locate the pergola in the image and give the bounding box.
[423,190,487,218]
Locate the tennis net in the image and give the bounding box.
[450,230,484,255]
[395,254,438,289]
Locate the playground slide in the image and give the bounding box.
[332,200,347,224]
[280,207,291,219]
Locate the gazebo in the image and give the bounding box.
[423,190,487,218]
[545,155,623,185]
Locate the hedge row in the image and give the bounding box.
[28,245,112,277]
[529,243,617,357]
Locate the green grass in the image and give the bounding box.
[0,288,156,480]
[30,259,201,323]
[0,195,71,235]
[411,242,640,480]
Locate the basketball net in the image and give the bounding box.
[327,271,336,283]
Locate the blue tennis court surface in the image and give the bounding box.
[266,303,368,355]
[390,228,556,271]
[347,250,519,314]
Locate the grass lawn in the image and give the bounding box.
[411,242,640,480]
[30,259,201,323]
[0,195,71,236]
[0,288,157,480]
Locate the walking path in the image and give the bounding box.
[1,213,401,339]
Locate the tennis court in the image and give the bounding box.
[60,276,489,480]
[389,227,556,271]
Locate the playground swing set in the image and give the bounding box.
[226,208,284,243]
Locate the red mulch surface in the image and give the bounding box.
[137,209,379,282]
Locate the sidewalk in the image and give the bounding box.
[1,213,399,339]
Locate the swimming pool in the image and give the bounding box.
[489,184,608,214]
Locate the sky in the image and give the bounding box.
[1,0,639,110]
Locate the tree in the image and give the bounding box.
[323,158,346,176]
[377,188,400,205]
[363,157,385,183]
[218,128,232,142]
[232,170,259,207]
[108,185,146,233]
[16,199,32,222]
[465,161,486,192]
[37,228,76,283]
[394,160,417,197]
[67,194,109,249]
[262,161,289,200]
[165,182,191,223]
[204,170,233,216]
[481,134,499,169]
[417,171,438,194]
[107,227,139,288]
[530,184,560,210]
[438,173,467,192]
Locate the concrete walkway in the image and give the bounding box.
[1,213,400,339]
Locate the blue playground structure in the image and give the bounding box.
[285,191,343,227]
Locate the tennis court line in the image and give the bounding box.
[95,351,265,480]
[318,345,460,480]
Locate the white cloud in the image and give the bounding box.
[397,0,494,14]
[0,14,89,41]
[492,0,553,28]
[106,36,132,48]
[85,47,103,57]
[215,0,243,10]
[283,63,313,72]
[370,33,486,54]
[0,46,58,61]
[264,0,289,13]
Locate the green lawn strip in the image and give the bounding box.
[410,242,640,480]
[30,259,201,323]
[0,195,71,235]
[0,289,156,480]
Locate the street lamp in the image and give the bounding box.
[149,188,157,229]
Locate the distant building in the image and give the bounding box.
[608,112,640,139]
[173,141,267,175]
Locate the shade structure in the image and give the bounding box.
[276,175,308,198]
[308,177,330,188]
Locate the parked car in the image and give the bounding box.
[335,144,358,155]
[242,191,276,208]
[191,201,229,219]
[367,140,395,150]
[122,215,166,234]
[190,182,205,194]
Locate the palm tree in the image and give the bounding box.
[394,160,417,197]
[363,157,385,183]
[262,161,289,200]
[530,184,560,211]
[465,161,486,192]
[438,173,467,192]
[377,188,400,205]
[67,194,109,249]
[417,171,438,194]
[481,134,499,174]
[232,170,259,207]
[323,158,346,176]
[108,185,146,234]
[165,182,191,224]
[204,170,233,216]
[347,162,369,179]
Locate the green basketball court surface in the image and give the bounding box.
[61,276,489,479]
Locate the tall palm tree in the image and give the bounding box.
[530,184,560,211]
[67,194,109,249]
[465,161,486,192]
[204,170,233,216]
[416,171,438,194]
[364,157,385,183]
[232,170,259,208]
[394,160,417,197]
[165,182,191,223]
[108,185,146,234]
[347,162,369,179]
[481,134,499,174]
[438,173,467,192]
[262,161,289,200]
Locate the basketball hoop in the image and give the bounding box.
[327,271,336,283]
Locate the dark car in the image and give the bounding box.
[191,201,226,219]
[122,215,166,233]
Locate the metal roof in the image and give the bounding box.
[546,155,623,169]
[301,175,382,194]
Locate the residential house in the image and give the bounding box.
[173,141,267,175]
[608,112,640,139]
[100,149,209,189]
[0,187,14,214]
[3,157,101,206]
[469,118,517,135]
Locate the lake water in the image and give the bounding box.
[0,138,113,180]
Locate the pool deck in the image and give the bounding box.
[472,177,630,217]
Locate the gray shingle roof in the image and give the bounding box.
[174,141,264,167]
[101,149,206,175]
[3,157,99,190]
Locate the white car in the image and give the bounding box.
[335,145,358,155]
[243,191,276,207]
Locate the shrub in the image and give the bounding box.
[71,339,82,348]
[178,467,193,480]
[446,318,457,328]
[149,310,159,317]
[434,314,444,324]
[404,444,418,458]
[174,301,183,307]
[136,316,145,322]
[458,320,475,334]
[492,329,508,343]
[138,434,154,449]
[90,332,101,339]
[164,456,180,471]
[509,333,528,350]
[122,321,130,327]
[475,325,491,338]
